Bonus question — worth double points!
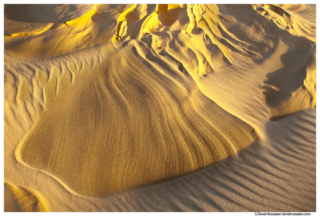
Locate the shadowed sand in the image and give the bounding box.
[4,4,316,211]
[4,181,49,212]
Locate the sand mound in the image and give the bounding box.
[112,4,316,132]
[254,4,316,42]
[15,43,257,196]
[4,4,132,58]
[4,4,316,211]
[4,181,49,212]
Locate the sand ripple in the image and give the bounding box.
[4,3,316,211]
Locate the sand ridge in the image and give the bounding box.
[4,4,132,58]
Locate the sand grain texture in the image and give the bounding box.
[4,181,49,212]
[4,4,316,211]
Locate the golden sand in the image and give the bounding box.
[4,4,316,211]
[4,181,49,212]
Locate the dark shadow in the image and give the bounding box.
[140,34,153,48]
[270,113,294,121]
[4,4,85,23]
[268,4,290,18]
[95,4,134,21]
[177,7,189,26]
[115,4,156,43]
[262,46,312,108]
[128,4,156,40]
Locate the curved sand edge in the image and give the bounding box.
[4,181,49,212]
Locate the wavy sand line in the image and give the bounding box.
[14,42,257,196]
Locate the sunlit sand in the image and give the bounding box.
[4,4,316,212]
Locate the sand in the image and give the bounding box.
[4,4,316,211]
[4,181,49,212]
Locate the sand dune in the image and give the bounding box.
[14,42,257,196]
[4,4,316,211]
[4,4,131,57]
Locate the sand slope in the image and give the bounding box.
[4,181,49,212]
[4,4,316,211]
[4,4,132,58]
[14,42,257,196]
